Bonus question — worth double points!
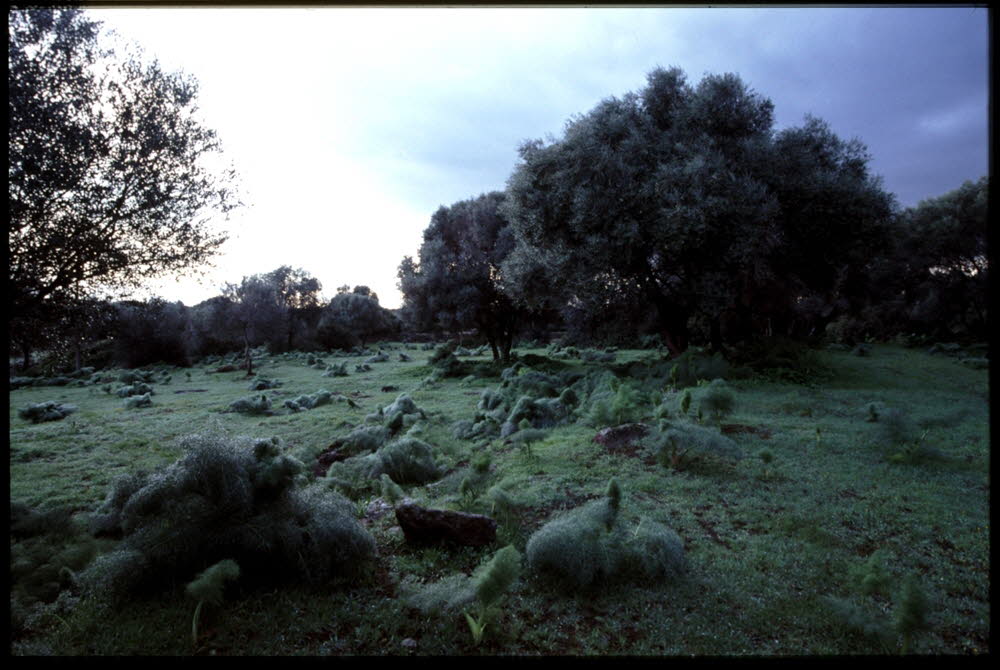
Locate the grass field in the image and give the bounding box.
[9,343,990,655]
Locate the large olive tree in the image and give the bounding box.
[9,8,240,365]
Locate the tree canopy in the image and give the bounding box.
[399,191,525,361]
[501,66,896,353]
[9,8,240,345]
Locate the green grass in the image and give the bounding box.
[9,343,990,655]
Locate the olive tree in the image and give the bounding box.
[9,8,240,361]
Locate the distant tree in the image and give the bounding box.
[9,8,240,357]
[185,295,242,358]
[262,266,323,351]
[400,192,526,361]
[502,66,895,353]
[223,275,284,373]
[396,256,435,334]
[111,298,191,368]
[323,290,399,348]
[893,176,988,339]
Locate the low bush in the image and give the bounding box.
[644,421,743,470]
[283,389,334,412]
[78,432,375,600]
[228,394,272,415]
[17,401,78,424]
[123,393,153,409]
[525,480,686,591]
[248,377,282,391]
[697,379,736,424]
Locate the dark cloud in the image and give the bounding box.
[349,7,988,211]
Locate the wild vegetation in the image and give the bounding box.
[9,341,990,655]
[7,6,989,658]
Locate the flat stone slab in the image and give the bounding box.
[394,501,497,547]
[594,423,650,453]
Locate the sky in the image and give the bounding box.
[83,5,990,310]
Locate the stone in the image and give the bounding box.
[594,423,650,453]
[394,501,497,547]
[313,445,349,477]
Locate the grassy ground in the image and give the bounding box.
[8,343,990,656]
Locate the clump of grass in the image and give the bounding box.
[123,393,152,409]
[248,377,282,391]
[322,362,349,377]
[697,378,735,424]
[115,382,154,398]
[403,545,522,646]
[186,559,240,647]
[823,554,932,654]
[584,382,649,428]
[644,421,743,470]
[78,432,375,600]
[17,401,78,423]
[228,394,272,415]
[11,502,100,609]
[373,437,442,485]
[525,479,686,591]
[283,389,334,412]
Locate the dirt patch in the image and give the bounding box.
[721,423,773,439]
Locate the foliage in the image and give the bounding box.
[371,438,442,486]
[186,558,240,646]
[111,299,191,368]
[398,192,526,362]
[525,481,686,591]
[645,421,743,470]
[9,8,239,356]
[78,432,375,599]
[697,378,735,423]
[228,394,272,415]
[502,66,894,354]
[17,400,78,423]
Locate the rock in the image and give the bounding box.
[394,501,497,547]
[365,498,394,521]
[594,423,650,452]
[314,445,349,477]
[401,638,418,650]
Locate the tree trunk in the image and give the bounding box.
[708,315,723,354]
[500,331,514,363]
[21,342,31,372]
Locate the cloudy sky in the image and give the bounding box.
[84,5,990,310]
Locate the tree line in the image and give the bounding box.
[9,9,988,372]
[398,68,988,360]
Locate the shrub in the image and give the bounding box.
[322,362,349,377]
[697,378,735,423]
[115,382,154,398]
[11,502,100,609]
[372,438,442,486]
[283,389,334,412]
[248,377,282,391]
[123,393,153,409]
[525,482,686,591]
[78,432,375,599]
[667,350,731,387]
[336,425,391,457]
[645,421,743,470]
[17,401,78,423]
[730,337,829,385]
[228,394,272,415]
